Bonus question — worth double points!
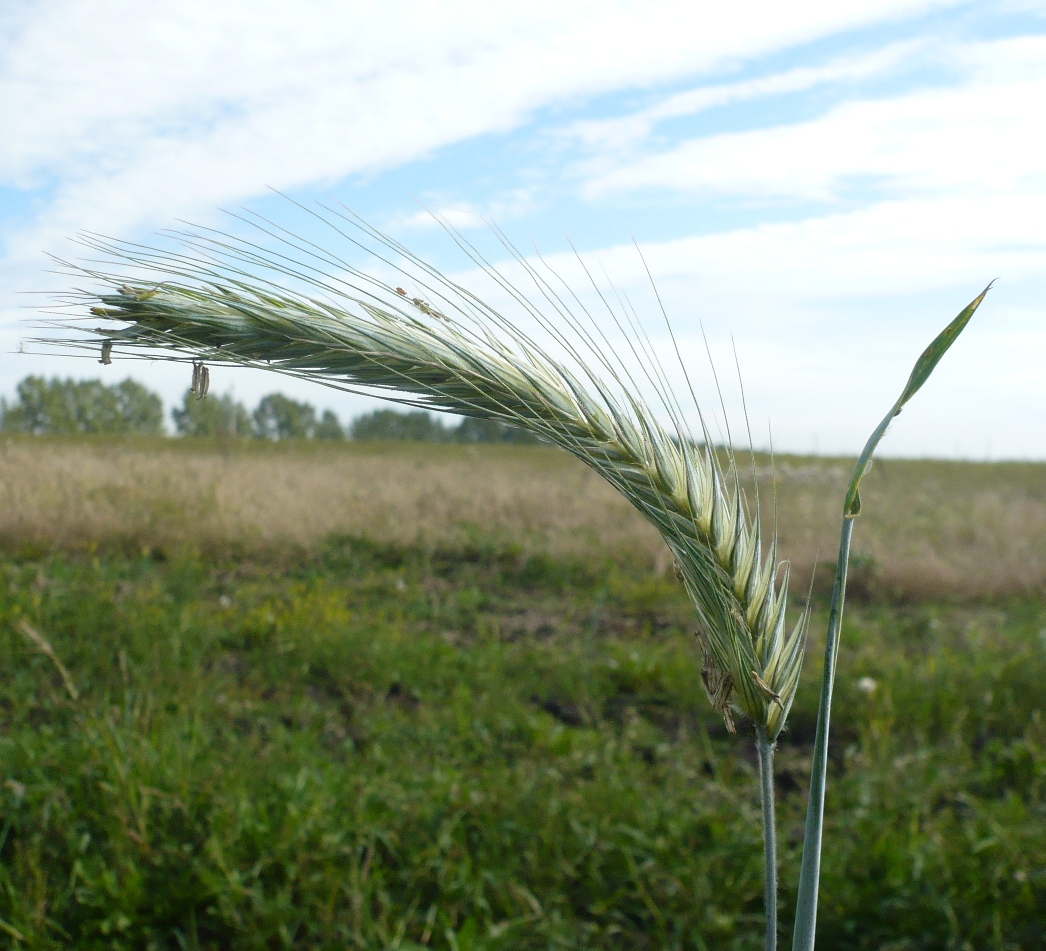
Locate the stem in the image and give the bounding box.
[791,516,855,951]
[787,290,987,951]
[756,724,778,951]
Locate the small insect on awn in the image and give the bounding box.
[409,297,449,321]
[99,340,113,365]
[396,287,447,320]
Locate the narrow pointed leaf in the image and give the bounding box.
[843,283,992,518]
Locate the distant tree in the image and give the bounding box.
[350,408,449,442]
[0,376,164,435]
[315,409,344,440]
[172,389,251,437]
[452,417,542,445]
[115,380,166,435]
[253,393,317,440]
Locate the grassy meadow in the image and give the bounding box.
[2,435,1044,597]
[1,436,1045,948]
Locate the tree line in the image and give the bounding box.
[0,376,540,443]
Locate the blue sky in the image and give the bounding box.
[1,0,1044,457]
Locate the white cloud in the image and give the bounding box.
[0,0,961,254]
[565,40,928,154]
[388,189,540,232]
[471,193,1046,457]
[523,193,1043,304]
[582,35,1046,203]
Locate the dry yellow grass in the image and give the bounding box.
[2,436,1043,598]
[0,436,662,562]
[768,457,1046,599]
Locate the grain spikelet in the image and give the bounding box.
[53,210,808,738]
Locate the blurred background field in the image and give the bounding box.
[1,436,1045,949]
[2,435,1044,599]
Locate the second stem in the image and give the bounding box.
[757,723,778,951]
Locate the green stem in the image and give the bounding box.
[791,516,855,951]
[756,724,778,951]
[788,288,988,951]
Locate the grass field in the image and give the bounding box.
[1,438,1045,949]
[2,436,1044,598]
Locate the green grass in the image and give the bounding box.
[1,540,1044,949]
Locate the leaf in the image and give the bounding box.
[843,283,992,518]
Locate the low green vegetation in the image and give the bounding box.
[2,537,1043,949]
